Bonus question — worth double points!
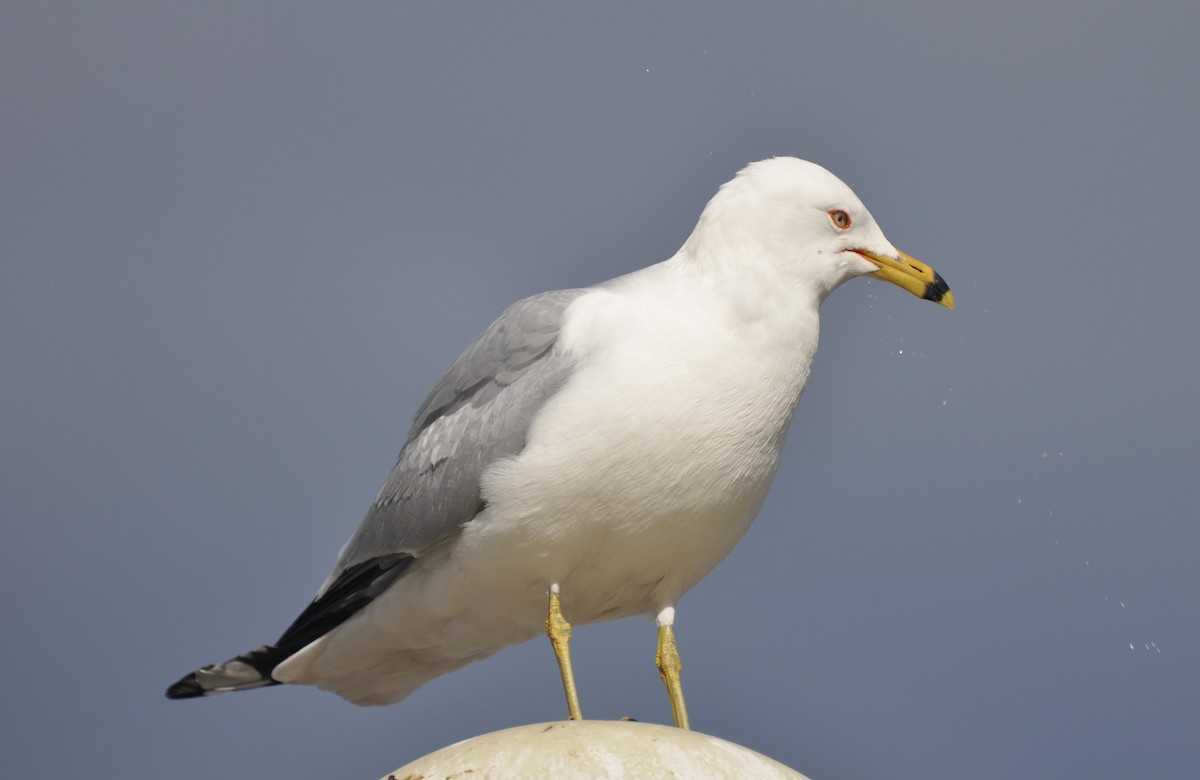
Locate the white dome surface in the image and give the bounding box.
[383,720,810,780]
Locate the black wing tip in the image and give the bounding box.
[164,671,282,699]
[164,556,413,703]
[164,647,286,700]
[165,673,207,699]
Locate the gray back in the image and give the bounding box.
[327,288,588,582]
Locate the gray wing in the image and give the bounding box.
[328,287,589,581]
[163,288,590,699]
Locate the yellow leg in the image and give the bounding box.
[656,623,690,730]
[545,584,583,721]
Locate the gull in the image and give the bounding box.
[166,157,953,729]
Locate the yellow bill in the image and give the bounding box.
[855,249,954,310]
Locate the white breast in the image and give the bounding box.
[466,259,821,621]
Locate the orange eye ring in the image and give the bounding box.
[828,209,852,229]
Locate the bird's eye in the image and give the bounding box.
[828,210,852,230]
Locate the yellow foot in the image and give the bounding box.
[656,623,690,730]
[545,584,583,721]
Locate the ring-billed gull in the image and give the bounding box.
[166,157,953,729]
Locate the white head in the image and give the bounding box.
[681,157,952,309]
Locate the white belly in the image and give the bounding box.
[463,360,793,623]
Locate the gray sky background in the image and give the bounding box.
[3,3,1197,779]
